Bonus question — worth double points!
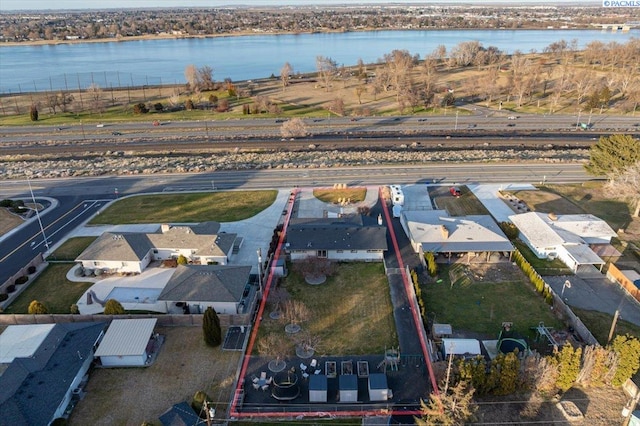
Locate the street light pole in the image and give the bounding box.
[27,175,50,252]
[455,110,459,131]
[257,248,263,296]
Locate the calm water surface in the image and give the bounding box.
[1,29,637,93]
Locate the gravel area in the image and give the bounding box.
[2,147,588,179]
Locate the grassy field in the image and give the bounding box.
[48,237,97,261]
[313,187,367,204]
[422,263,563,338]
[256,263,397,356]
[3,264,92,314]
[571,307,640,344]
[90,190,277,224]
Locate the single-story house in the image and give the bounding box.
[75,222,239,274]
[286,216,387,262]
[400,210,514,262]
[0,322,106,425]
[94,318,158,367]
[158,264,252,314]
[509,212,617,272]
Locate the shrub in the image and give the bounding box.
[0,199,12,207]
[555,345,582,392]
[177,254,188,265]
[133,103,149,114]
[30,104,39,121]
[499,221,519,240]
[104,299,125,315]
[28,300,48,314]
[27,265,36,274]
[6,284,16,293]
[153,102,164,112]
[0,293,8,302]
[191,390,213,418]
[70,304,80,314]
[185,99,195,110]
[15,275,28,285]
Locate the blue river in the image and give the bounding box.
[0,29,637,93]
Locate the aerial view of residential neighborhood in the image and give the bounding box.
[2,1,640,425]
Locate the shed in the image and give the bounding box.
[339,374,358,403]
[158,401,201,426]
[309,374,328,403]
[441,338,481,357]
[432,323,453,339]
[95,318,157,367]
[368,373,389,401]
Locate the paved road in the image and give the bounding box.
[0,162,589,287]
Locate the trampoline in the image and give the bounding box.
[271,370,300,401]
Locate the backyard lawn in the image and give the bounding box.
[90,190,277,224]
[3,263,92,314]
[256,263,397,356]
[422,263,563,339]
[429,185,490,216]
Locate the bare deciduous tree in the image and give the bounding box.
[184,64,199,91]
[86,83,105,114]
[198,66,215,91]
[280,117,308,138]
[383,49,415,101]
[280,62,292,92]
[316,55,337,92]
[605,160,640,218]
[282,300,310,327]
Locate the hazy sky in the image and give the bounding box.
[0,0,575,11]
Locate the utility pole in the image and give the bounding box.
[608,309,620,344]
[27,175,50,252]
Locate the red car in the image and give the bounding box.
[449,187,461,197]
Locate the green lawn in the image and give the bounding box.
[3,264,92,314]
[256,263,397,356]
[571,307,640,345]
[422,264,563,339]
[90,190,277,224]
[313,188,367,204]
[48,237,97,261]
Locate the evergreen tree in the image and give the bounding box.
[584,134,640,176]
[555,345,582,392]
[203,307,222,347]
[416,381,477,425]
[177,254,188,265]
[610,334,640,386]
[103,299,125,315]
[425,252,438,277]
[29,104,38,121]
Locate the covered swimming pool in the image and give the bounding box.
[106,287,163,304]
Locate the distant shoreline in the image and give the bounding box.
[0,27,598,48]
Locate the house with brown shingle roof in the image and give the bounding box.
[75,222,239,274]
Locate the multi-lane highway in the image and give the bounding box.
[1,162,591,284]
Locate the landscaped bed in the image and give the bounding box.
[422,262,563,339]
[256,262,397,356]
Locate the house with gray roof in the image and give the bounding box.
[401,210,514,262]
[75,222,239,274]
[158,264,253,314]
[0,322,106,425]
[509,212,617,272]
[286,216,388,262]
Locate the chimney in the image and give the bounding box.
[440,224,449,239]
[161,224,171,233]
[548,212,557,221]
